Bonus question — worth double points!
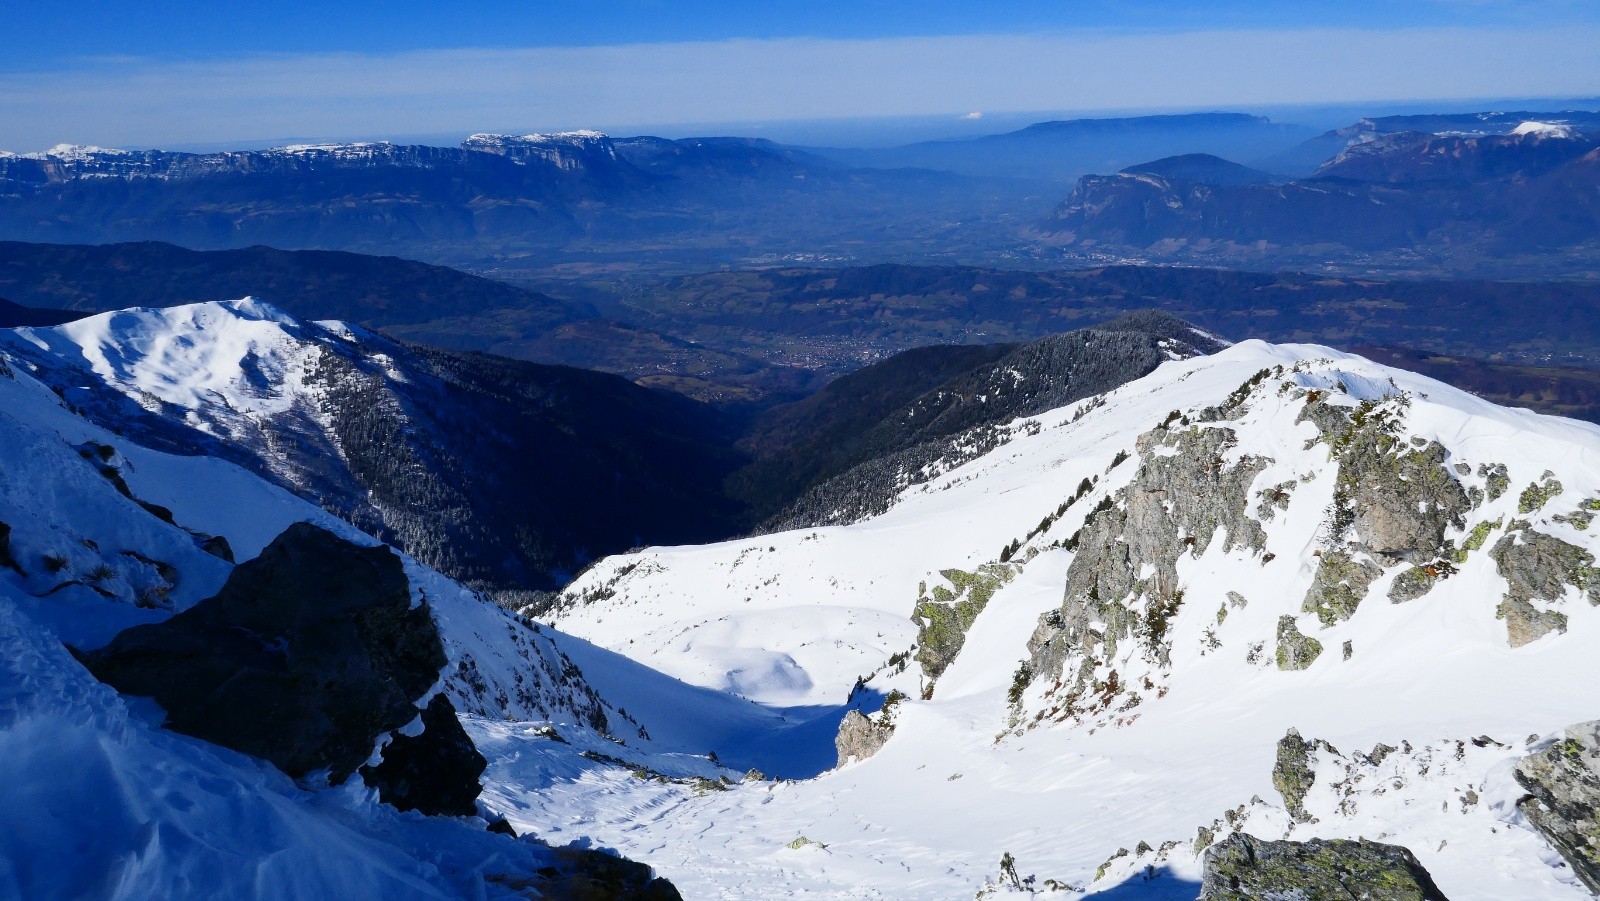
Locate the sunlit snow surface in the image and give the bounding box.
[542,340,1600,899]
[4,302,1600,899]
[0,310,773,898]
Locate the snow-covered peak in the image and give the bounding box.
[1512,120,1577,139]
[23,143,136,161]
[466,130,609,145]
[460,131,620,169]
[541,339,1600,897]
[7,298,328,419]
[269,141,399,158]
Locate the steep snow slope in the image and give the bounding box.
[1,298,744,594]
[541,340,1600,898]
[0,334,778,896]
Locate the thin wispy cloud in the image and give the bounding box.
[3,27,1598,150]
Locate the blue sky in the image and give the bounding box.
[6,0,1595,70]
[3,1,1598,149]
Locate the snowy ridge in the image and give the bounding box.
[1513,121,1578,139]
[11,298,319,421]
[0,324,779,896]
[541,340,1600,898]
[10,297,1600,897]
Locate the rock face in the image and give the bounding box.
[1515,721,1600,894]
[1490,528,1599,647]
[1274,617,1323,671]
[1272,728,1325,823]
[1299,394,1468,625]
[1200,833,1450,900]
[0,519,21,574]
[1301,549,1381,625]
[835,710,894,766]
[79,522,447,783]
[913,564,1018,682]
[359,694,487,817]
[541,846,685,901]
[1026,421,1269,719]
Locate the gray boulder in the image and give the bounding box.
[1515,721,1600,894]
[1275,617,1323,672]
[360,693,486,817]
[1272,728,1332,823]
[79,521,447,784]
[835,709,893,766]
[1490,528,1598,647]
[1200,833,1449,900]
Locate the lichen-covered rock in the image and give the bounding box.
[1255,481,1295,521]
[359,693,486,817]
[913,563,1018,681]
[1480,462,1510,502]
[1303,549,1382,625]
[835,709,894,766]
[1026,424,1269,718]
[1304,396,1468,564]
[1272,728,1328,822]
[1295,394,1468,628]
[1388,560,1457,604]
[1515,721,1600,895]
[1274,617,1323,671]
[1200,833,1449,900]
[1489,528,1599,647]
[1519,473,1565,515]
[79,521,447,782]
[1452,519,1500,563]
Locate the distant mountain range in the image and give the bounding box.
[1260,109,1600,175]
[0,132,1049,272]
[807,112,1312,182]
[1041,116,1600,275]
[7,108,1599,278]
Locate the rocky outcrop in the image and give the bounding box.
[1200,833,1449,900]
[198,534,235,563]
[1299,394,1469,624]
[538,846,685,900]
[1274,617,1323,671]
[1026,423,1269,719]
[1515,721,1600,894]
[1388,560,1458,604]
[79,522,447,783]
[835,709,894,766]
[1490,528,1600,647]
[1305,396,1465,560]
[1519,473,1565,514]
[913,564,1018,682]
[1302,550,1382,626]
[359,694,486,817]
[0,520,21,575]
[1272,728,1339,822]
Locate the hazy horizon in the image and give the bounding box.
[4,0,1599,151]
[9,93,1600,156]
